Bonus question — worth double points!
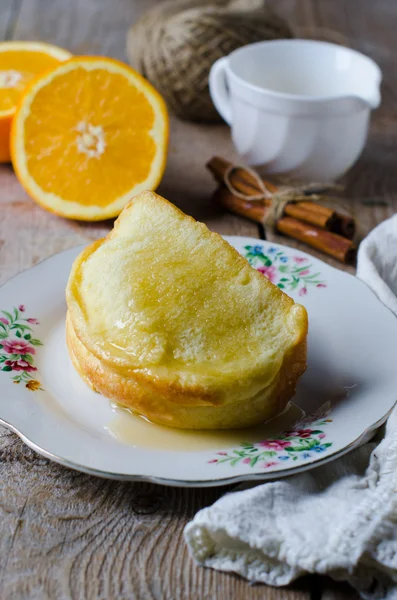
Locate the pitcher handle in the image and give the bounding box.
[209,57,232,125]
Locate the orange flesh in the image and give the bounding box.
[0,50,64,113]
[23,67,157,207]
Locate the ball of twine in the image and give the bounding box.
[126,0,292,123]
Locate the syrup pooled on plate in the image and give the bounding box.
[106,403,304,451]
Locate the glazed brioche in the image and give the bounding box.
[66,191,308,429]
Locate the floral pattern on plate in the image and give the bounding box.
[209,416,333,468]
[244,245,326,296]
[0,238,396,484]
[0,305,43,390]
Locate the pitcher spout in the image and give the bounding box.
[343,59,382,110]
[346,89,381,110]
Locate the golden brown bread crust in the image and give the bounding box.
[66,312,307,429]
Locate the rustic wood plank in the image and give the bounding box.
[0,0,21,41]
[339,0,397,245]
[11,0,161,59]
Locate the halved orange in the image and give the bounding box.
[11,56,169,221]
[0,41,71,162]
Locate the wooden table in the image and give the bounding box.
[0,1,395,598]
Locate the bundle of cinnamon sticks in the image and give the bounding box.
[207,156,357,263]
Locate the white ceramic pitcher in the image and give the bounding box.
[209,40,382,181]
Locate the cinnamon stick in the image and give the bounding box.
[277,218,356,263]
[207,157,355,239]
[213,187,356,264]
[213,187,266,223]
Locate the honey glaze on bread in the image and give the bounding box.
[66,191,308,429]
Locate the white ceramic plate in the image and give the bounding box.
[0,237,396,487]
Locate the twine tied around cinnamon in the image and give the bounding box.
[223,164,344,231]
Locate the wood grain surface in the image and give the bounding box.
[0,0,395,598]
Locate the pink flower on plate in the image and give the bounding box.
[208,459,218,464]
[5,359,37,372]
[318,433,326,439]
[216,452,227,456]
[284,430,299,438]
[317,283,327,288]
[285,429,312,438]
[299,287,307,297]
[0,317,9,325]
[242,457,251,464]
[258,439,291,451]
[18,305,25,312]
[296,429,312,438]
[293,256,307,264]
[299,269,310,276]
[26,318,39,324]
[262,461,278,468]
[298,429,313,438]
[257,265,277,283]
[2,339,35,355]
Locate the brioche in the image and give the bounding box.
[66,191,308,429]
